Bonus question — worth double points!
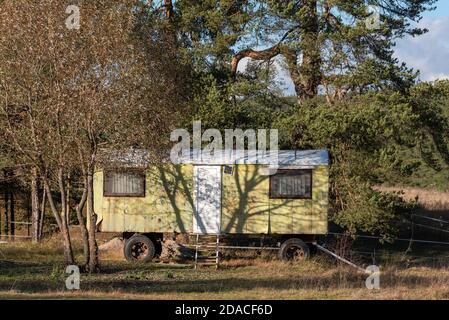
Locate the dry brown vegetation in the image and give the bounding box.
[378,187,449,212]
[2,236,449,300]
[2,187,449,300]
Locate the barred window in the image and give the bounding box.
[104,169,145,197]
[269,170,312,199]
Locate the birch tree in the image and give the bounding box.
[0,0,190,270]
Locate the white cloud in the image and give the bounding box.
[394,16,449,81]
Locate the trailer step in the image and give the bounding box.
[194,234,220,270]
[195,256,218,260]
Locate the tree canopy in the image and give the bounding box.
[153,0,437,103]
[0,0,448,260]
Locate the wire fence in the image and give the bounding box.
[328,231,449,246]
[412,214,449,225]
[7,221,32,225]
[0,220,33,241]
[0,235,32,240]
[327,213,449,266]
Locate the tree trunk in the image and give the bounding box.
[0,189,1,238]
[43,177,75,265]
[38,189,46,239]
[295,0,321,103]
[230,1,322,104]
[66,173,71,227]
[60,220,75,265]
[58,168,75,265]
[76,183,90,268]
[86,165,99,272]
[163,0,174,18]
[27,194,31,238]
[31,168,40,242]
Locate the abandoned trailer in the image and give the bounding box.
[93,150,329,263]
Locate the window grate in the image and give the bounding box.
[269,169,312,199]
[103,169,145,197]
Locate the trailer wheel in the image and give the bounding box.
[124,234,155,262]
[279,238,310,262]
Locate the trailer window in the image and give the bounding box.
[269,170,312,199]
[103,169,145,197]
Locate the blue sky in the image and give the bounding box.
[425,0,449,17]
[395,0,449,82]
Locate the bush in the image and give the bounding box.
[274,93,429,239]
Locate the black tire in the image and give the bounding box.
[124,234,156,262]
[278,238,310,262]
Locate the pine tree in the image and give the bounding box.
[158,0,436,104]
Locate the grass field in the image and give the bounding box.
[2,187,449,300]
[2,237,449,300]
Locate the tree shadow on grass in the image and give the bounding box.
[0,260,54,277]
[98,262,192,274]
[0,271,443,295]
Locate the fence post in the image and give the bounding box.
[9,191,14,240]
[4,189,9,237]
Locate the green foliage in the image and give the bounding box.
[173,0,253,74]
[125,270,151,280]
[380,80,449,190]
[50,264,66,283]
[190,58,449,239]
[273,84,449,238]
[192,66,288,130]
[332,187,414,241]
[272,94,418,237]
[169,0,437,100]
[0,0,446,243]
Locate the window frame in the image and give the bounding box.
[103,168,146,198]
[269,169,313,200]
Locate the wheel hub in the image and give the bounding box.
[286,245,305,261]
[131,242,149,260]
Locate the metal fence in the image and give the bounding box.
[0,221,32,241]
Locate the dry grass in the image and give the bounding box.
[377,186,449,211]
[2,239,449,299]
[2,187,449,300]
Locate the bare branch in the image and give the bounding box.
[231,26,299,78]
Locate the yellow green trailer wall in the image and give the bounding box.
[94,164,328,235]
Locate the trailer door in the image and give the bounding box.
[193,166,222,234]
